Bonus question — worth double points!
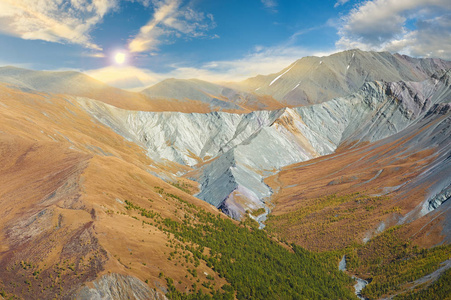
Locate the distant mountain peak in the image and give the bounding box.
[236,49,451,106]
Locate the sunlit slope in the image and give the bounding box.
[0,84,218,299]
[0,67,231,113]
[3,49,450,114]
[237,49,451,105]
[142,78,285,112]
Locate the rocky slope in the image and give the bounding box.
[265,97,451,250]
[79,69,451,223]
[76,99,336,219]
[235,49,451,105]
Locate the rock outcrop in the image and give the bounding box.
[75,274,167,300]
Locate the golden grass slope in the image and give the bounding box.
[0,84,225,299]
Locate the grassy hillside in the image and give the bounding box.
[0,84,357,299]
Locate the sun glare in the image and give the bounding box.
[114,52,126,65]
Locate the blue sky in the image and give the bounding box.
[0,0,450,89]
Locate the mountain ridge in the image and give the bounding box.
[141,77,285,112]
[235,49,451,105]
[3,49,451,115]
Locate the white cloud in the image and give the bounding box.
[334,0,350,8]
[0,0,118,51]
[0,0,215,55]
[336,0,451,59]
[384,14,451,59]
[128,0,216,53]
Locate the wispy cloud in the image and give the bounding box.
[336,0,451,59]
[261,0,278,12]
[196,46,333,81]
[128,0,179,52]
[0,0,117,51]
[334,0,350,8]
[288,24,329,43]
[128,0,216,53]
[82,52,106,58]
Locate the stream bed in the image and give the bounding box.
[339,255,369,300]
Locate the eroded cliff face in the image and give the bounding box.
[77,101,336,217]
[76,70,451,222]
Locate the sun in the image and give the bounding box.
[114,52,126,65]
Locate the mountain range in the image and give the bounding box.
[0,49,450,299]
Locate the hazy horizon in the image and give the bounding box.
[1,0,450,90]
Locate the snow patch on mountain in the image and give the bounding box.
[269,63,296,86]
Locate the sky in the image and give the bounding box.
[0,0,450,90]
